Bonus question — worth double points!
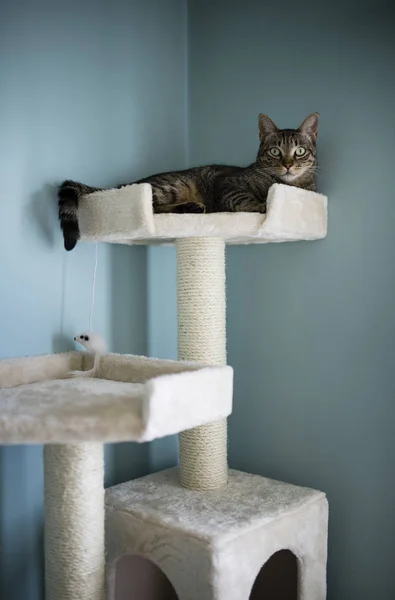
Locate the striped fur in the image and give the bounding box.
[58,113,319,250]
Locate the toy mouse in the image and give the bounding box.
[68,332,107,378]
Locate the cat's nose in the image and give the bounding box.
[284,163,293,170]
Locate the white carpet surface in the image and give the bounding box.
[0,352,233,444]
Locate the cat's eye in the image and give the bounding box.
[269,147,281,157]
[295,146,307,156]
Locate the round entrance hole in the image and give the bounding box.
[114,554,179,600]
[249,549,298,599]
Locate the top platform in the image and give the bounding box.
[79,183,327,246]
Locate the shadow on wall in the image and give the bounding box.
[106,244,150,487]
[0,446,45,600]
[25,184,59,249]
[52,333,74,354]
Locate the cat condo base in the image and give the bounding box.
[106,468,328,600]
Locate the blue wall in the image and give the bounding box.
[147,246,179,469]
[0,0,187,598]
[188,1,395,599]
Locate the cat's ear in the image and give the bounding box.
[298,112,319,141]
[258,114,279,141]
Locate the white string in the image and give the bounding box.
[89,243,99,332]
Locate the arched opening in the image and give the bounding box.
[114,555,179,600]
[249,549,298,599]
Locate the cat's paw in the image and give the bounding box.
[173,201,206,214]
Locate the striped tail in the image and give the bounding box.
[58,180,102,250]
[58,180,82,251]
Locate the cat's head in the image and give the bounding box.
[256,113,319,183]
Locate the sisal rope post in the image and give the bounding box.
[44,443,105,600]
[176,237,228,490]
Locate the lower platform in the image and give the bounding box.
[0,352,232,444]
[105,467,328,600]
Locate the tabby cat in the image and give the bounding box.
[58,112,319,250]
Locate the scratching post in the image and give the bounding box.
[44,443,105,600]
[176,238,227,490]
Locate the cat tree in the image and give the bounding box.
[0,182,328,600]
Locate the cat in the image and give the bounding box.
[58,112,319,251]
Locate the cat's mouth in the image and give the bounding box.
[280,172,297,181]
